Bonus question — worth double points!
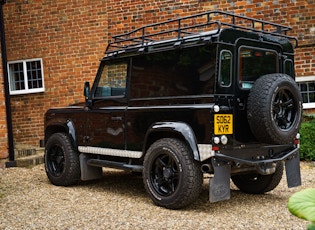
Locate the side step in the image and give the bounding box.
[79,153,143,181]
[87,159,143,172]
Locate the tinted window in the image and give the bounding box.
[130,45,216,98]
[239,47,278,89]
[284,60,294,77]
[219,50,232,87]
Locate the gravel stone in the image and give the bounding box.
[0,162,314,229]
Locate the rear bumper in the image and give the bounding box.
[215,146,299,166]
[209,146,301,203]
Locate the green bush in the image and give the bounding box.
[300,117,315,161]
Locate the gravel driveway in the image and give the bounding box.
[0,162,314,229]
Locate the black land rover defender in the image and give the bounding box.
[43,11,302,209]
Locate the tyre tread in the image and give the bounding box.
[45,133,81,186]
[143,138,203,209]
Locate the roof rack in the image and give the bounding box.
[105,10,298,55]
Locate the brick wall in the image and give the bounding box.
[1,0,314,157]
[0,47,8,159]
[2,0,107,154]
[107,0,315,77]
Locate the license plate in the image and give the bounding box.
[214,114,233,135]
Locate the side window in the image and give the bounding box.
[239,47,278,89]
[94,61,127,97]
[130,45,216,98]
[284,59,294,77]
[219,50,232,87]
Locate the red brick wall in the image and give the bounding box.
[107,0,315,77]
[0,0,314,157]
[0,47,8,159]
[1,0,107,154]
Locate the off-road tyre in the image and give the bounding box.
[45,133,81,186]
[143,138,203,209]
[247,73,302,144]
[231,162,284,194]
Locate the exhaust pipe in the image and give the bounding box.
[201,164,212,173]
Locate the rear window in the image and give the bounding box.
[239,47,278,89]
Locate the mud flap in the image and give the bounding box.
[285,150,301,188]
[209,158,231,203]
[79,153,103,181]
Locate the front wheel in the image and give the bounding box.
[143,138,203,209]
[44,133,81,186]
[231,162,284,194]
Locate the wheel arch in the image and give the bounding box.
[143,122,200,161]
[45,119,78,149]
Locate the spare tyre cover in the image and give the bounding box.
[247,73,302,144]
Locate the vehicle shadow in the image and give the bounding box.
[77,169,147,197]
[73,169,288,212]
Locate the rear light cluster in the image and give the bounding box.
[294,133,300,147]
[213,135,228,145]
[212,135,228,151]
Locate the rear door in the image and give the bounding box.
[234,40,282,142]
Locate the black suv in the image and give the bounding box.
[43,11,303,209]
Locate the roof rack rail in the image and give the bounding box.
[105,10,298,55]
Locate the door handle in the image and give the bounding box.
[111,116,122,121]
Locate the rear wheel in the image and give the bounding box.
[143,138,203,209]
[231,162,283,194]
[45,133,81,186]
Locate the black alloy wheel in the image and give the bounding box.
[151,152,180,196]
[143,138,203,209]
[273,87,297,130]
[44,133,80,186]
[46,144,66,177]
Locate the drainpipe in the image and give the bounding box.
[0,0,16,167]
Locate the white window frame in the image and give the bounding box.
[7,58,45,95]
[296,75,315,109]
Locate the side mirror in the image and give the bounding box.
[84,82,90,100]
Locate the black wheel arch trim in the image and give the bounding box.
[144,121,200,161]
[45,119,78,149]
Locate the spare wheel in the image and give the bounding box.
[247,73,302,144]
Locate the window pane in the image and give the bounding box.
[95,61,127,97]
[298,81,315,103]
[301,92,309,103]
[239,47,278,89]
[27,60,43,89]
[309,92,315,102]
[220,51,232,87]
[299,83,307,92]
[130,45,216,98]
[284,60,293,76]
[9,62,25,91]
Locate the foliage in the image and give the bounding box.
[300,117,315,161]
[288,188,315,229]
